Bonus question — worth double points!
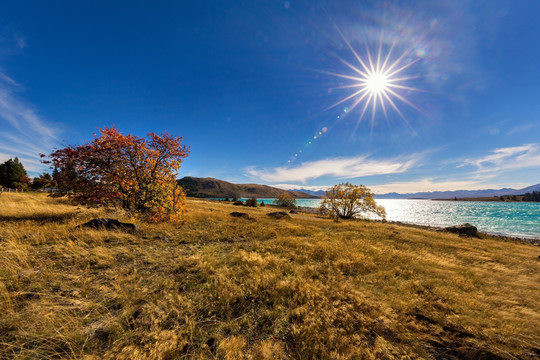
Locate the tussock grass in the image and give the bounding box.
[0,193,538,359]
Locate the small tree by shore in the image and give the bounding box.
[273,193,297,207]
[245,198,258,207]
[320,183,385,222]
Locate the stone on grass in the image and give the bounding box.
[230,212,255,221]
[77,218,139,232]
[445,223,477,237]
[266,211,290,219]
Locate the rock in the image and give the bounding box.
[230,212,255,221]
[289,209,299,214]
[84,315,121,343]
[266,211,290,219]
[153,235,170,241]
[445,223,477,237]
[77,218,139,232]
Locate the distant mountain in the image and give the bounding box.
[178,177,317,199]
[374,183,540,199]
[518,183,540,193]
[290,188,327,197]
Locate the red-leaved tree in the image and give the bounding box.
[43,127,190,222]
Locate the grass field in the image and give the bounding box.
[0,192,539,359]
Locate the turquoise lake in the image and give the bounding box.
[230,198,540,238]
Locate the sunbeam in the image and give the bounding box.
[325,29,422,130]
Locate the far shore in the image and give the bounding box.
[434,196,533,202]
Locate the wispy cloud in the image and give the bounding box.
[461,143,540,174]
[369,178,525,194]
[245,154,420,183]
[507,123,538,136]
[369,144,540,194]
[0,69,59,173]
[272,184,330,192]
[14,33,27,49]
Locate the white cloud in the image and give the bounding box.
[245,154,419,183]
[0,70,59,173]
[369,178,522,194]
[461,143,540,173]
[272,184,330,192]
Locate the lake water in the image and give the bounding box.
[231,198,540,238]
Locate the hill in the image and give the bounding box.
[178,176,316,198]
[0,193,538,359]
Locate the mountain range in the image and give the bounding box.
[178,177,540,200]
[291,184,540,199]
[177,177,316,199]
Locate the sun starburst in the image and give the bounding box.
[323,30,422,130]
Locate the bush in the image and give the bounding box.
[260,201,265,206]
[45,127,190,222]
[273,193,297,207]
[233,200,244,206]
[320,182,385,222]
[245,198,258,207]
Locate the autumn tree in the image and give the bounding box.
[44,127,190,222]
[273,193,297,207]
[13,174,31,191]
[320,182,386,222]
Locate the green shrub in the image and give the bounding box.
[273,193,297,207]
[245,198,258,207]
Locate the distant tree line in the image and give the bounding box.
[523,191,540,202]
[0,157,58,191]
[0,157,28,189]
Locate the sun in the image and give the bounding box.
[364,71,389,95]
[322,29,422,129]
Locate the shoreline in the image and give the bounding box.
[204,199,540,246]
[384,220,540,246]
[294,206,540,246]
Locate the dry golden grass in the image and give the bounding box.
[0,193,539,359]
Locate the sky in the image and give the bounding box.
[1,0,539,194]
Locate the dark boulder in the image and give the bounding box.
[77,218,139,232]
[230,212,255,221]
[266,211,290,219]
[445,223,477,237]
[289,209,299,214]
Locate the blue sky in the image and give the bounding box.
[1,0,539,193]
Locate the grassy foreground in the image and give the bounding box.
[0,193,538,359]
